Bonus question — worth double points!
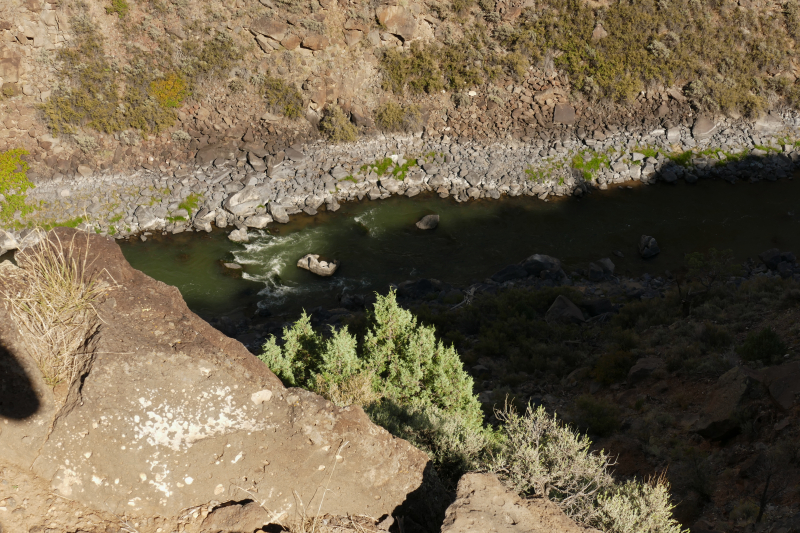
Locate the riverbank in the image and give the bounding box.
[2,110,800,250]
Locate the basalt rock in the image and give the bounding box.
[416,214,439,230]
[0,229,444,530]
[442,473,599,533]
[638,235,660,259]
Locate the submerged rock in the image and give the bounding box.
[297,253,339,276]
[228,227,249,243]
[638,235,660,258]
[416,214,439,230]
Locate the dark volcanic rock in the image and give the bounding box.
[638,235,660,259]
[416,214,439,230]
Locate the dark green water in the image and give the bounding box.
[119,178,800,319]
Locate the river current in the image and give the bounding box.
[119,178,800,319]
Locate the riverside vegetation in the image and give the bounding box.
[258,248,800,532]
[260,290,686,533]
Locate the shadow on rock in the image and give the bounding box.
[0,339,40,420]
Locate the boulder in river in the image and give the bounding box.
[545,295,585,325]
[638,235,660,259]
[416,214,439,230]
[228,227,249,243]
[243,214,272,229]
[269,202,290,223]
[521,253,561,277]
[297,253,339,276]
[491,264,528,283]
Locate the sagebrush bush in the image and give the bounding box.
[261,76,304,119]
[374,102,421,132]
[488,404,615,523]
[319,104,358,143]
[594,477,687,533]
[738,327,787,364]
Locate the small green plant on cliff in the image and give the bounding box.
[374,102,422,132]
[572,151,610,181]
[149,72,190,109]
[105,0,129,17]
[182,32,243,78]
[178,193,202,215]
[261,76,304,119]
[738,327,788,365]
[319,105,358,143]
[0,149,35,224]
[41,17,176,134]
[0,230,105,387]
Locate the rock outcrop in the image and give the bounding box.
[442,473,599,533]
[0,229,445,532]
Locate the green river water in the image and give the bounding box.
[119,178,800,319]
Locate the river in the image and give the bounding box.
[119,177,800,320]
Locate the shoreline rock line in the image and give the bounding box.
[2,112,800,249]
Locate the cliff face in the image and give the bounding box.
[0,229,447,532]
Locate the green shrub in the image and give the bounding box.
[260,296,684,532]
[738,327,788,364]
[41,17,177,134]
[1,83,18,98]
[259,290,482,426]
[698,321,733,351]
[573,394,621,437]
[374,102,422,132]
[319,104,358,143]
[0,148,35,224]
[178,193,202,215]
[149,72,190,108]
[184,32,243,78]
[368,400,492,487]
[105,0,129,17]
[594,351,636,385]
[594,477,687,533]
[261,76,304,119]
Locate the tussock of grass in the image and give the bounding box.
[1,230,107,387]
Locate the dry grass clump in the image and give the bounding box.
[1,230,105,387]
[287,514,382,533]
